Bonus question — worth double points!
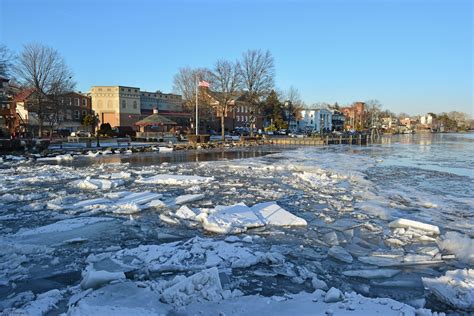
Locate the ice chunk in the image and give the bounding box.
[37,154,74,161]
[81,269,126,290]
[343,269,400,279]
[388,218,440,236]
[72,178,124,190]
[311,276,328,291]
[358,256,402,267]
[158,147,173,152]
[324,287,343,303]
[174,193,205,205]
[328,246,353,263]
[422,269,474,311]
[174,205,199,221]
[13,289,63,315]
[437,231,474,264]
[251,202,307,227]
[161,267,222,306]
[136,174,214,185]
[14,217,115,237]
[201,203,265,234]
[148,199,166,208]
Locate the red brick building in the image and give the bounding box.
[341,102,365,130]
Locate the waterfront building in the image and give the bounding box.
[90,86,141,129]
[296,107,333,132]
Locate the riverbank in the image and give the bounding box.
[0,133,472,314]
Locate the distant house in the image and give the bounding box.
[331,110,345,131]
[399,117,417,129]
[296,107,333,132]
[419,113,440,131]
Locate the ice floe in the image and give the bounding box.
[437,231,474,264]
[72,177,124,190]
[422,269,474,311]
[388,218,440,236]
[136,174,214,185]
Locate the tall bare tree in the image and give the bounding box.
[209,60,241,140]
[172,67,212,132]
[238,49,275,136]
[364,99,382,128]
[14,43,75,137]
[282,86,304,126]
[0,44,15,78]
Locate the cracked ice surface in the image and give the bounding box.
[0,134,473,314]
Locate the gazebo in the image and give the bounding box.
[135,109,177,140]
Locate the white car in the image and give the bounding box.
[70,131,91,137]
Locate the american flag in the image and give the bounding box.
[198,80,210,88]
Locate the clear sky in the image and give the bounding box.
[1,0,472,116]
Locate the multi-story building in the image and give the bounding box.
[331,110,345,131]
[14,89,92,135]
[341,102,365,130]
[296,107,333,132]
[90,86,141,128]
[140,91,183,114]
[58,92,92,130]
[204,91,264,132]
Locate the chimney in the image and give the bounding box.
[153,107,158,114]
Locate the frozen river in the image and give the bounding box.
[0,133,472,315]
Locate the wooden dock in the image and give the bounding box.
[270,134,374,146]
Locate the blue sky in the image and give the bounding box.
[1,0,472,115]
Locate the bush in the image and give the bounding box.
[98,123,113,136]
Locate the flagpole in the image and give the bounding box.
[195,75,199,136]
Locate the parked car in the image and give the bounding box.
[70,130,91,137]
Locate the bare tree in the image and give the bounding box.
[238,49,275,136]
[14,43,75,137]
[0,44,15,78]
[172,67,213,132]
[364,99,382,128]
[209,60,241,140]
[282,86,304,128]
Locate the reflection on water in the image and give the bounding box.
[48,148,282,167]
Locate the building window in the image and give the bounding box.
[82,99,87,106]
[107,100,112,109]
[237,116,240,122]
[133,101,137,109]
[68,98,72,105]
[127,88,131,92]
[122,100,126,109]
[75,110,80,119]
[82,110,87,116]
[97,100,103,108]
[74,98,79,106]
[66,110,72,120]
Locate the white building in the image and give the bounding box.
[297,108,332,132]
[420,114,434,125]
